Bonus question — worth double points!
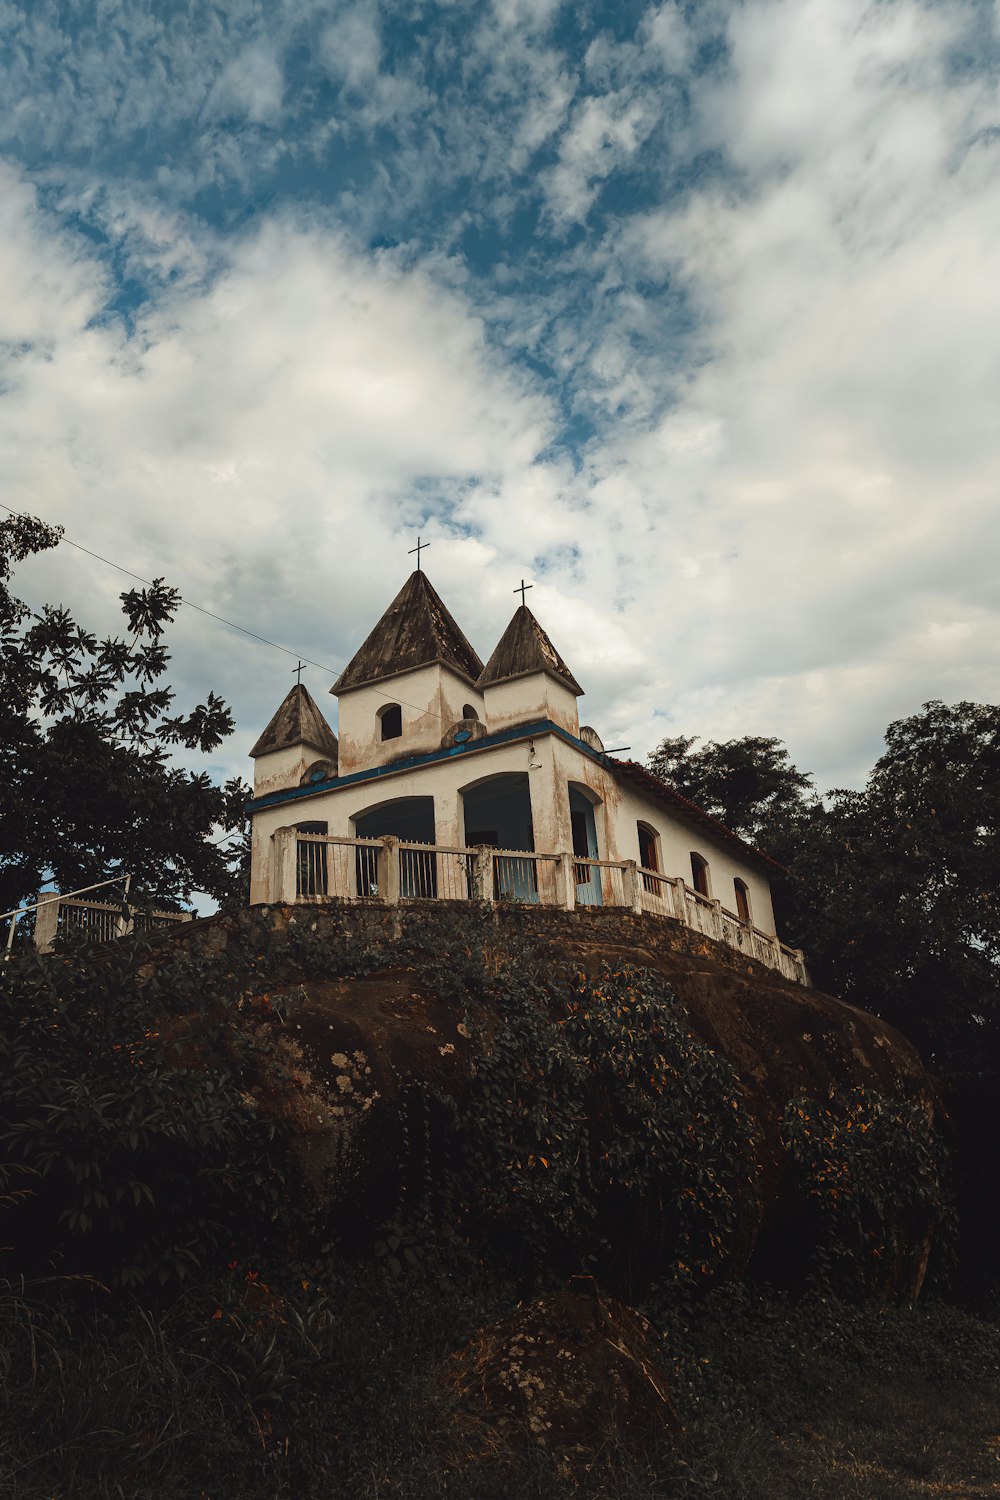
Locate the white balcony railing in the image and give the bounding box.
[274,831,809,986]
[2,877,193,958]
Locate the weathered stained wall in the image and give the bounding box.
[481,672,580,737]
[335,663,484,775]
[252,742,326,799]
[249,727,777,927]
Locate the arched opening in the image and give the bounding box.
[300,760,336,786]
[569,783,602,907]
[637,821,660,893]
[462,773,536,901]
[733,879,752,925]
[295,820,328,897]
[462,704,480,721]
[354,797,436,897]
[462,773,533,851]
[378,703,402,741]
[690,852,711,899]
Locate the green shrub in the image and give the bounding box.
[441,958,760,1294]
[780,1085,950,1294]
[0,934,282,1289]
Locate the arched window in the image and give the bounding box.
[462,704,480,721]
[637,822,661,894]
[378,703,402,741]
[733,879,752,924]
[637,822,659,872]
[690,852,711,898]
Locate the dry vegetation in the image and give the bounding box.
[2,1268,998,1499]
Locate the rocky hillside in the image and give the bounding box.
[166,901,943,1301]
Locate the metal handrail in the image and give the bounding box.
[293,832,383,848]
[273,829,808,985]
[3,874,131,962]
[396,840,474,857]
[1,874,131,924]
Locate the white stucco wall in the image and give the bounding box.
[334,664,484,775]
[252,742,330,798]
[249,727,777,933]
[481,672,580,737]
[608,781,776,934]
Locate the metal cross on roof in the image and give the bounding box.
[514,579,533,607]
[293,660,306,686]
[408,535,431,571]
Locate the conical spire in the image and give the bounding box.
[332,571,484,693]
[250,683,339,760]
[478,604,583,695]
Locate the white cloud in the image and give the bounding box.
[0,165,107,345]
[2,0,1000,825]
[574,0,1000,780]
[543,90,657,226]
[490,0,564,34]
[320,4,381,89]
[641,2,692,72]
[210,45,285,124]
[0,166,565,772]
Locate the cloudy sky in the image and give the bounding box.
[3,0,999,812]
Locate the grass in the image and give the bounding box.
[655,1285,1000,1499]
[1,1268,998,1499]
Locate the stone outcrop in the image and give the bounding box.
[165,902,942,1296]
[243,964,476,1238]
[445,1279,677,1463]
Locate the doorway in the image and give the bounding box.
[462,774,537,902]
[569,785,602,906]
[353,797,436,897]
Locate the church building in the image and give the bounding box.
[246,569,793,963]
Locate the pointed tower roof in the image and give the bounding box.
[250,684,339,760]
[332,571,484,694]
[478,604,583,695]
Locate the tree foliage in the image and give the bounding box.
[442,956,760,1296]
[648,705,1000,1082]
[648,709,999,1291]
[775,702,1000,1082]
[780,1086,950,1297]
[0,512,248,913]
[648,733,815,844]
[0,927,287,1290]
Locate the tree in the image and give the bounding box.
[647,710,1000,1071]
[648,709,1000,1289]
[782,702,1000,1078]
[647,733,815,844]
[0,512,248,915]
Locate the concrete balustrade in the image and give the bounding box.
[272,829,809,986]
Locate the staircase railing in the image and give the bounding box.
[2,875,192,959]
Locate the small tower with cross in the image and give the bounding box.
[329,549,487,787]
[249,675,339,799]
[475,580,583,739]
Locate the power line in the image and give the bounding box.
[1,502,343,676]
[0,503,460,727]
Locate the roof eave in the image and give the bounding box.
[332,655,484,696]
[606,759,787,877]
[249,730,338,761]
[478,664,584,697]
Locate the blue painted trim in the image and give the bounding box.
[245,719,607,814]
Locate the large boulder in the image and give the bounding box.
[243,965,477,1238]
[445,1279,677,1463]
[169,903,942,1295]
